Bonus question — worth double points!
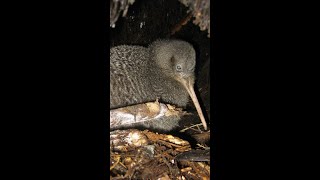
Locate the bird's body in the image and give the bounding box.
[110,40,208,130]
[110,45,189,109]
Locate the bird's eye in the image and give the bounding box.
[176,65,182,71]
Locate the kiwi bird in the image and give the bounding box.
[110,39,208,130]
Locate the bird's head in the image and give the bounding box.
[150,39,196,82]
[149,40,208,130]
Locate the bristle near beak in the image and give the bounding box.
[180,77,208,130]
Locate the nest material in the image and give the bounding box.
[110,0,210,38]
[110,129,210,179]
[110,0,135,28]
[179,0,210,37]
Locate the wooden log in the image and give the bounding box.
[110,101,187,130]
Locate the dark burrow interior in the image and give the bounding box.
[110,0,212,147]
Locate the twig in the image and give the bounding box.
[179,123,203,132]
[170,12,193,35]
[110,155,121,170]
[158,139,184,148]
[196,143,209,150]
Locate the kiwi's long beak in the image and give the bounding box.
[181,77,208,130]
